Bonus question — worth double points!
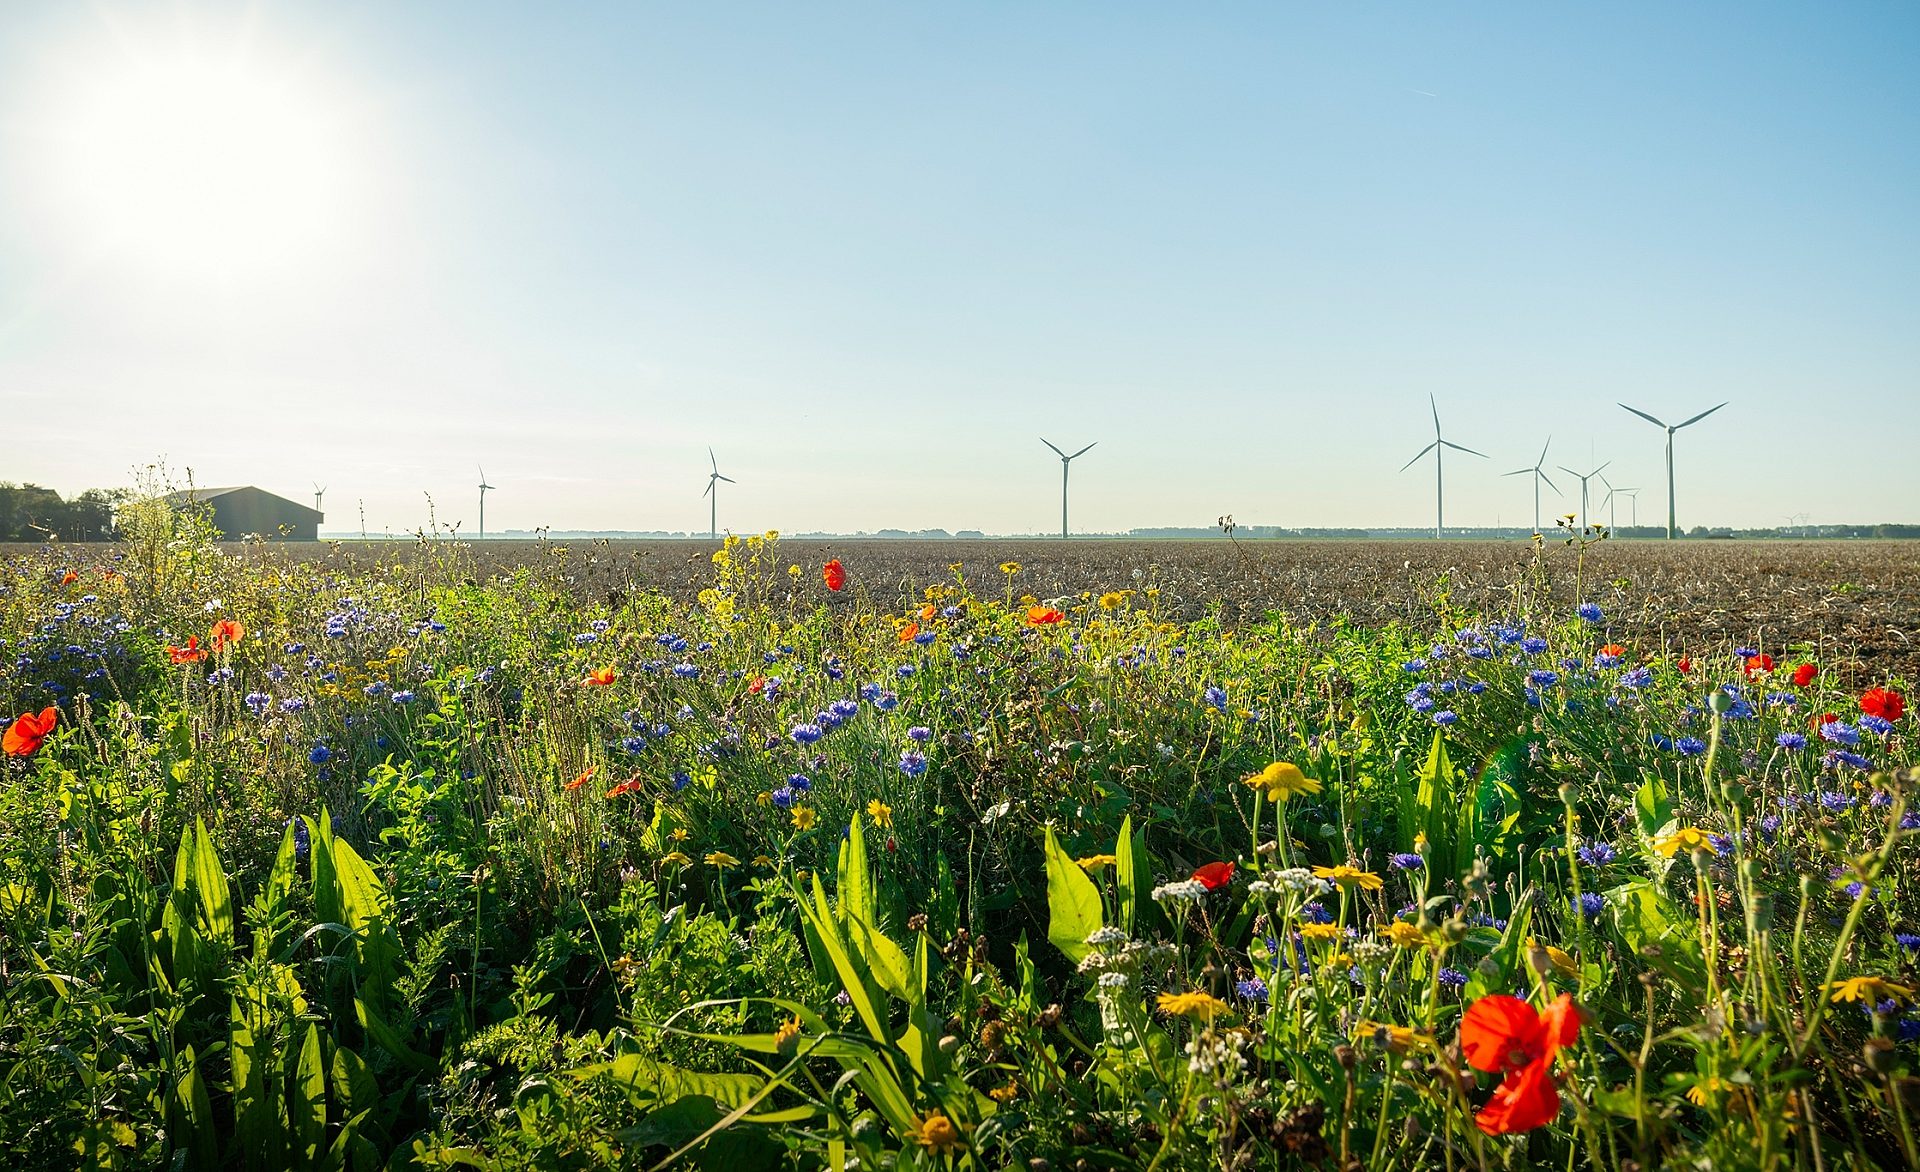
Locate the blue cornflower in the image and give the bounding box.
[289,817,310,863]
[1577,842,1617,866]
[308,743,331,765]
[1528,669,1560,688]
[391,690,417,704]
[1758,814,1782,837]
[671,771,691,791]
[1203,686,1229,712]
[1524,686,1542,708]
[1468,645,1494,660]
[907,725,932,742]
[1734,646,1758,660]
[1577,602,1604,623]
[672,663,700,679]
[363,681,387,697]
[1402,659,1429,674]
[1300,902,1332,924]
[913,631,936,646]
[788,773,812,792]
[790,723,824,745]
[829,698,861,720]
[1594,651,1622,669]
[1522,636,1549,656]
[1574,892,1605,918]
[896,663,916,678]
[1819,721,1861,747]
[1621,666,1653,690]
[1777,732,1808,750]
[244,691,271,716]
[898,750,929,777]
[815,710,842,732]
[1895,934,1920,952]
[1493,625,1525,645]
[1432,710,1458,726]
[1820,791,1856,812]
[279,697,307,714]
[1437,967,1468,989]
[1406,693,1436,714]
[1827,750,1874,771]
[621,736,645,754]
[1862,714,1895,736]
[1436,680,1458,695]
[874,691,899,712]
[1429,644,1451,660]
[1235,977,1269,1003]
[1389,853,1424,870]
[590,619,610,632]
[573,632,598,645]
[771,786,795,809]
[266,665,288,682]
[1466,680,1487,694]
[1675,737,1707,757]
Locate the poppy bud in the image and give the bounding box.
[1558,782,1578,805]
[1709,690,1735,714]
[938,1035,961,1057]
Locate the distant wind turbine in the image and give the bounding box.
[1501,437,1560,532]
[476,468,495,539]
[1618,401,1728,539]
[1398,396,1487,539]
[1040,438,1096,539]
[703,448,736,539]
[312,483,326,513]
[1558,461,1610,531]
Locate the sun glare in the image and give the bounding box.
[41,39,352,280]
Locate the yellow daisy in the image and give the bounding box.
[1076,853,1118,874]
[1653,827,1717,857]
[791,806,817,831]
[866,799,894,829]
[1246,762,1322,803]
[1828,976,1915,1005]
[1313,864,1384,891]
[1156,990,1231,1020]
[705,851,740,869]
[1380,921,1426,948]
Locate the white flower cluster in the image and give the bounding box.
[1152,879,1210,903]
[1185,1027,1249,1080]
[1266,868,1334,896]
[1097,972,1131,990]
[1085,926,1130,948]
[1351,939,1392,965]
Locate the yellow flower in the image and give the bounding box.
[999,562,1021,575]
[1380,921,1426,949]
[705,851,740,869]
[1354,1020,1433,1053]
[1299,923,1344,942]
[1246,762,1322,803]
[989,1082,1020,1104]
[752,854,774,868]
[671,828,690,842]
[1098,591,1125,610]
[791,807,817,831]
[757,791,773,807]
[1313,865,1384,891]
[1828,976,1916,1005]
[1653,827,1717,857]
[866,799,894,829]
[913,1111,963,1153]
[1156,990,1231,1020]
[1544,944,1579,979]
[1076,853,1118,874]
[661,850,692,867]
[1686,1076,1730,1107]
[773,1016,803,1056]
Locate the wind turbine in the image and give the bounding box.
[1398,396,1487,539]
[703,448,735,539]
[476,468,495,539]
[1618,401,1728,539]
[1501,437,1560,532]
[1557,461,1610,531]
[1040,438,1096,539]
[312,483,326,513]
[1598,473,1622,530]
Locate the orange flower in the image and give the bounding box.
[748,675,766,694]
[1460,993,1582,1135]
[606,778,643,798]
[211,619,245,650]
[1191,861,1235,890]
[584,667,616,686]
[1599,644,1626,658]
[822,559,847,592]
[168,636,207,664]
[1026,606,1065,626]
[59,570,78,586]
[564,766,596,791]
[3,707,58,756]
[898,623,920,643]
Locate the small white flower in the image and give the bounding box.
[1097,972,1130,990]
[1152,880,1209,903]
[203,598,224,613]
[1085,926,1130,948]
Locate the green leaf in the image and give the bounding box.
[294,1024,328,1171]
[189,818,234,943]
[1634,776,1674,840]
[1043,826,1103,964]
[836,811,873,929]
[1115,815,1150,934]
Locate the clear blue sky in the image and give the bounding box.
[2,2,1915,535]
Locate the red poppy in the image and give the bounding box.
[822,559,847,592]
[59,570,78,586]
[1026,606,1065,626]
[1599,644,1626,659]
[564,766,596,792]
[1191,861,1235,890]
[3,707,58,757]
[748,675,766,694]
[168,636,207,664]
[1676,656,1692,675]
[898,622,920,643]
[584,667,616,686]
[1742,652,1774,678]
[919,604,937,621]
[1862,687,1906,722]
[606,777,644,798]
[211,619,245,650]
[1460,993,1582,1135]
[1791,663,1818,687]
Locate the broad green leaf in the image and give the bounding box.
[294,1024,327,1171]
[836,811,873,929]
[1043,826,1103,963]
[190,817,234,943]
[1115,815,1151,934]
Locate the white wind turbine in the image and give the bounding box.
[1040,438,1096,539]
[1558,461,1610,531]
[476,467,495,539]
[1399,396,1487,539]
[1501,437,1560,533]
[312,483,326,513]
[1618,401,1728,539]
[703,448,735,539]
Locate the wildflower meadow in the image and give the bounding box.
[3,502,1917,1171]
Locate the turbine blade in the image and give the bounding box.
[1618,403,1667,428]
[1503,468,1533,477]
[703,480,713,496]
[1593,460,1611,475]
[1399,442,1438,472]
[1441,441,1488,458]
[1558,466,1581,478]
[718,475,736,484]
[1537,437,1551,466]
[709,447,718,473]
[1430,394,1441,434]
[1040,437,1066,458]
[1675,401,1728,429]
[1070,442,1097,459]
[1538,470,1561,494]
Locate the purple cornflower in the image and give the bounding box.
[1528,669,1560,688]
[244,691,271,716]
[907,725,932,742]
[1574,892,1605,918]
[898,750,928,777]
[1675,737,1707,757]
[1437,968,1468,988]
[1389,853,1424,870]
[1777,732,1807,750]
[790,723,824,745]
[1521,636,1549,655]
[1432,710,1458,726]
[1577,603,1604,623]
[1577,842,1617,866]
[1819,721,1861,747]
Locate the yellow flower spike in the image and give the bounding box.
[1653,827,1717,857]
[1156,990,1231,1020]
[773,1016,803,1057]
[1245,762,1322,802]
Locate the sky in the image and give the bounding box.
[1,2,1916,536]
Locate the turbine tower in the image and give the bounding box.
[1557,461,1610,531]
[703,448,736,539]
[1040,438,1096,539]
[1501,437,1560,533]
[476,468,495,539]
[1398,396,1487,539]
[1618,401,1728,539]
[312,483,326,513]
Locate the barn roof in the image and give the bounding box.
[165,486,324,521]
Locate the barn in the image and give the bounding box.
[166,486,325,541]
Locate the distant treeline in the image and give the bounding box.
[0,483,125,542]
